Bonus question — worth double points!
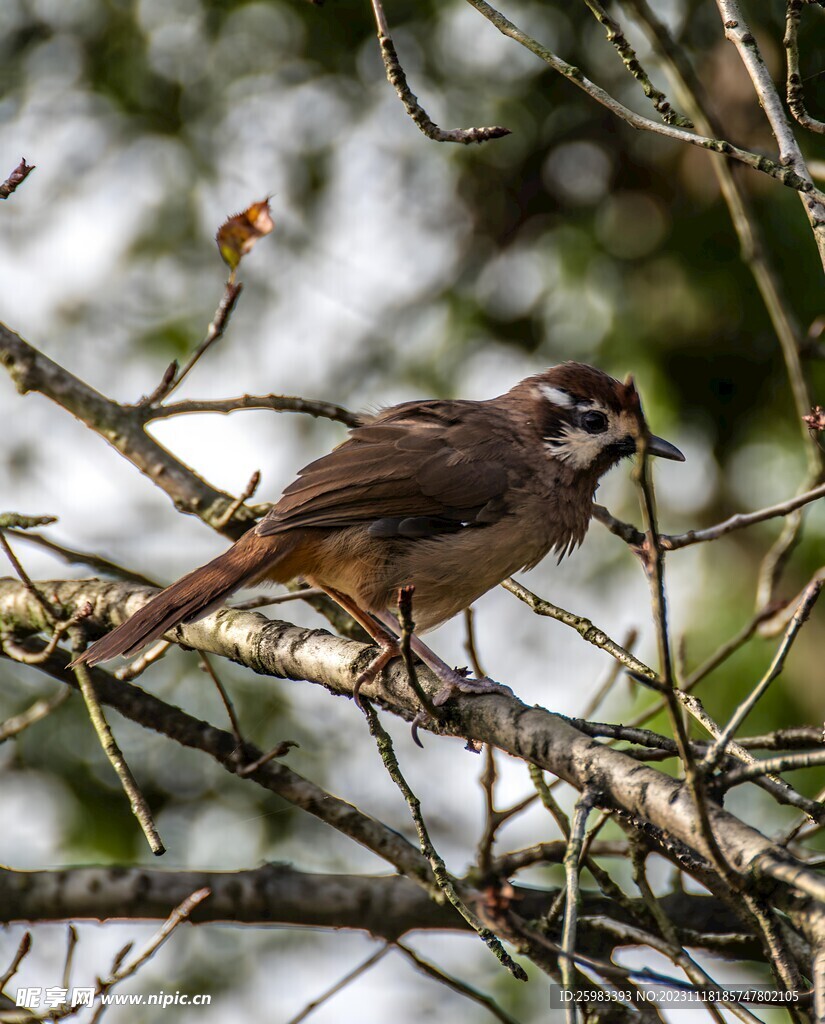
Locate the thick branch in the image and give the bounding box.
[0,863,759,958]
[0,603,431,887]
[0,324,253,538]
[3,577,824,947]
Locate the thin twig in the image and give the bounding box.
[230,588,325,610]
[363,701,527,981]
[0,512,58,530]
[477,744,498,874]
[0,687,71,742]
[199,652,243,745]
[790,0,825,135]
[397,586,439,746]
[370,0,510,145]
[632,424,738,889]
[463,606,486,678]
[84,888,210,1022]
[714,0,825,268]
[139,280,243,406]
[585,916,757,1023]
[561,794,592,1017]
[501,578,662,688]
[284,945,391,1024]
[491,840,629,876]
[0,158,35,199]
[623,605,778,730]
[114,640,170,680]
[660,692,825,821]
[571,716,825,818]
[70,630,165,856]
[630,845,754,1024]
[464,0,825,202]
[236,739,298,777]
[719,749,825,788]
[0,932,32,990]
[0,529,56,620]
[1,602,92,665]
[664,480,825,550]
[580,628,638,721]
[703,580,823,771]
[395,941,521,1024]
[755,502,809,614]
[214,470,261,530]
[6,528,159,587]
[140,392,360,427]
[529,764,570,837]
[741,894,806,1010]
[581,0,692,126]
[618,0,823,476]
[61,925,78,992]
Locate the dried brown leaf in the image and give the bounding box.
[215,198,274,271]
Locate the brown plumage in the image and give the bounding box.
[73,363,683,697]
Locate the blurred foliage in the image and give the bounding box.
[3,0,825,1017]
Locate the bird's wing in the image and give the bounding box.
[255,399,516,540]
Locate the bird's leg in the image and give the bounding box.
[316,586,400,709]
[371,610,513,708]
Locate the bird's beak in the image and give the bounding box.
[646,434,685,462]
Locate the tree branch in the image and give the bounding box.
[2,576,824,951]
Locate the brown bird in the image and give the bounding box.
[73,363,683,707]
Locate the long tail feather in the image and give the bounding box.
[72,532,283,667]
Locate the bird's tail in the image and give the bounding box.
[72,530,288,667]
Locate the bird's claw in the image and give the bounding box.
[432,673,513,707]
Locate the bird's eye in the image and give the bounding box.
[581,410,608,434]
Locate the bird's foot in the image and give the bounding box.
[410,669,513,745]
[431,669,514,707]
[354,640,401,711]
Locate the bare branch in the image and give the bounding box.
[4,579,825,942]
[715,0,825,268]
[581,0,693,126]
[0,324,255,537]
[0,687,71,743]
[138,281,243,406]
[394,942,520,1024]
[364,701,527,981]
[0,158,35,200]
[70,632,166,857]
[721,750,825,789]
[214,469,261,530]
[0,932,32,990]
[465,0,825,202]
[702,580,823,770]
[501,578,661,687]
[784,0,825,135]
[664,481,825,550]
[560,793,593,1015]
[284,946,391,1024]
[370,0,510,145]
[139,392,360,428]
[6,529,159,588]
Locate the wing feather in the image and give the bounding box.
[256,399,514,539]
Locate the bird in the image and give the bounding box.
[72,362,684,709]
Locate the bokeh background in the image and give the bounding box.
[2,0,825,1020]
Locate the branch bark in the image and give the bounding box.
[2,576,824,953]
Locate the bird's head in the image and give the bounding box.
[520,362,684,478]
